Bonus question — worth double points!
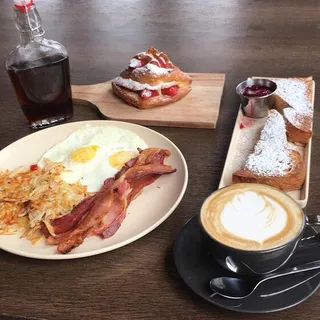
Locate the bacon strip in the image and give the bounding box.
[41,178,115,237]
[44,148,176,254]
[121,164,175,181]
[127,175,159,203]
[115,157,138,180]
[50,195,95,234]
[57,188,115,253]
[99,211,126,239]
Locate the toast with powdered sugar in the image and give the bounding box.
[272,77,313,145]
[232,110,306,191]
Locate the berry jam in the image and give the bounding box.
[241,85,273,97]
[161,85,179,96]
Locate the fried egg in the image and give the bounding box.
[38,125,148,192]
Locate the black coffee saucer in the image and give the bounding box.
[173,215,320,313]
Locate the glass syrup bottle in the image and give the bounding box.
[5,0,74,129]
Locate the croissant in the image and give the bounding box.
[112,47,192,109]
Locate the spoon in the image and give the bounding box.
[306,214,320,226]
[210,259,320,300]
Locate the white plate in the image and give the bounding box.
[0,120,188,259]
[218,79,315,208]
[218,107,312,208]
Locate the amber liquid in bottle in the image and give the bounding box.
[6,1,73,128]
[7,55,73,124]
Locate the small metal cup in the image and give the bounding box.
[236,78,277,118]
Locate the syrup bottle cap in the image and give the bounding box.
[13,0,34,12]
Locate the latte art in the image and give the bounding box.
[200,184,304,250]
[220,191,287,244]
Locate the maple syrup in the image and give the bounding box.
[7,55,73,126]
[5,0,73,128]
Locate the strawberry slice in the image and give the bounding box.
[161,85,179,96]
[150,59,160,67]
[129,58,148,68]
[140,89,159,99]
[156,55,168,68]
[139,59,148,67]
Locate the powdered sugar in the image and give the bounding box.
[112,77,176,91]
[283,107,310,129]
[129,58,142,68]
[245,110,291,176]
[233,125,259,171]
[136,52,153,59]
[133,63,173,76]
[114,49,175,91]
[274,79,313,116]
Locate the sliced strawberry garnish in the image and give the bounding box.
[156,53,173,68]
[129,58,148,68]
[139,59,148,67]
[161,85,179,96]
[149,59,160,67]
[140,89,159,99]
[157,57,167,68]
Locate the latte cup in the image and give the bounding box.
[199,183,320,276]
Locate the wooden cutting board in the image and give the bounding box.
[72,73,225,129]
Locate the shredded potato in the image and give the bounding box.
[0,159,89,243]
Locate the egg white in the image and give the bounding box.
[38,125,148,192]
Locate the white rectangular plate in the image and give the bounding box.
[218,80,315,208]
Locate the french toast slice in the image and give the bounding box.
[232,110,306,191]
[272,77,313,145]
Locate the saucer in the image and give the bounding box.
[173,215,320,313]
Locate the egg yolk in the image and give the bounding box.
[109,151,136,169]
[71,145,100,163]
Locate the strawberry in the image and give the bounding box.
[157,57,167,68]
[161,85,179,96]
[30,164,39,171]
[150,60,160,67]
[139,59,148,67]
[129,58,147,68]
[140,89,159,99]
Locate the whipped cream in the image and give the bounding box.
[112,77,176,91]
[220,191,287,244]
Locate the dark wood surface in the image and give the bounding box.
[0,0,319,319]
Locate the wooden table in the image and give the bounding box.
[1,1,319,319]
